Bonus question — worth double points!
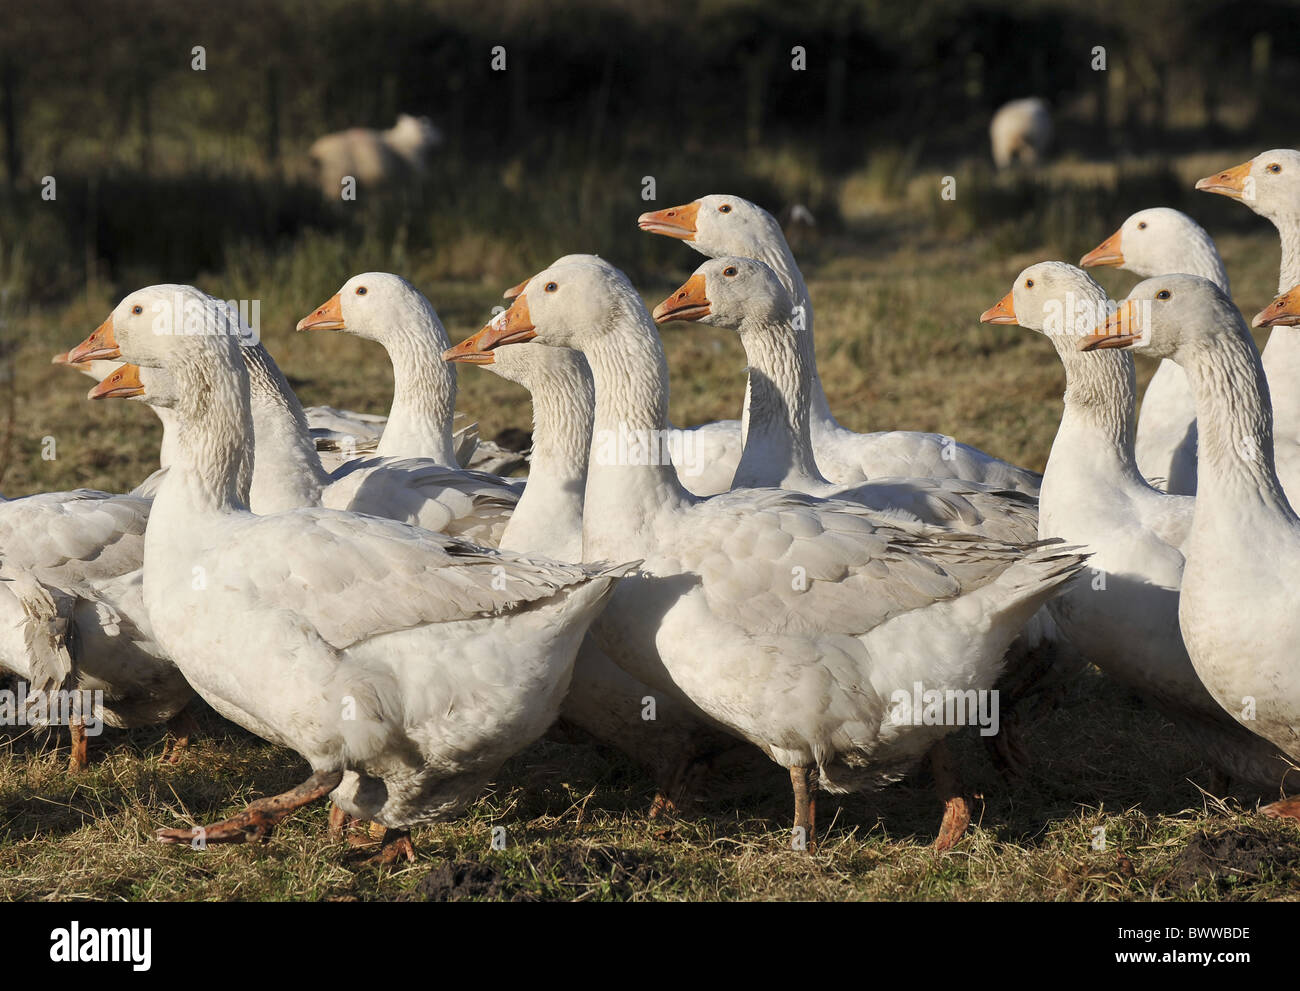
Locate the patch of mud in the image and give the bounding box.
[1163,825,1300,897]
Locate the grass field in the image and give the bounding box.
[2,149,1299,901]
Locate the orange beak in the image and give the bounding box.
[1080,228,1125,268]
[450,295,537,356]
[87,362,144,400]
[442,324,498,365]
[637,201,700,240]
[1078,300,1143,351]
[296,293,344,332]
[67,314,121,363]
[1195,160,1253,199]
[51,351,71,366]
[503,278,529,300]
[979,291,1018,325]
[652,274,711,323]
[1253,285,1300,328]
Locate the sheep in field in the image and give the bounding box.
[308,114,443,199]
[989,98,1052,169]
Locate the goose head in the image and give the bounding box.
[1196,150,1300,222]
[652,256,790,329]
[638,194,783,259]
[1079,274,1240,359]
[67,284,250,371]
[455,259,642,355]
[1253,284,1300,328]
[1080,208,1220,281]
[981,261,1108,337]
[296,272,432,343]
[503,254,612,300]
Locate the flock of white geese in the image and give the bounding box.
[3,149,1300,865]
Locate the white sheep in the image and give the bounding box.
[989,98,1052,169]
[308,114,443,199]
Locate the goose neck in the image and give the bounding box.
[732,315,824,488]
[498,363,593,559]
[1183,327,1296,522]
[160,346,253,516]
[1042,338,1145,504]
[375,310,457,463]
[579,303,692,549]
[752,239,839,432]
[243,344,328,511]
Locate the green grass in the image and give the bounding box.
[2,148,1299,900]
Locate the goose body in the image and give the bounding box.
[1080,274,1300,806]
[70,284,630,840]
[639,195,1042,495]
[461,257,1087,839]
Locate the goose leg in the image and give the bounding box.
[362,828,417,866]
[68,716,88,772]
[161,704,199,764]
[1260,798,1300,821]
[156,769,343,846]
[929,740,971,852]
[327,803,354,841]
[790,765,817,852]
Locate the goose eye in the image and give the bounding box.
[718,204,732,213]
[723,266,738,277]
[355,287,367,295]
[1156,290,1171,300]
[1025,278,1034,288]
[545,282,558,293]
[1269,163,1282,174]
[131,305,143,315]
[1137,221,1147,229]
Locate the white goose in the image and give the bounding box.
[67,284,632,859]
[462,257,1088,850]
[982,262,1297,793]
[1080,207,1230,495]
[1081,274,1300,819]
[1195,150,1300,497]
[442,336,761,808]
[85,343,519,545]
[639,195,1042,494]
[296,272,525,474]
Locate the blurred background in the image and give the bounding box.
[2,0,1299,302]
[2,0,1299,493]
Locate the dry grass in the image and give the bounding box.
[2,151,1299,901]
